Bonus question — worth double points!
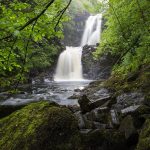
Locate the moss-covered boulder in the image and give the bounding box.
[0,105,26,119]
[81,129,127,150]
[0,101,79,150]
[136,119,150,150]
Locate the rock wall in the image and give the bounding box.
[62,12,89,47]
[82,45,118,80]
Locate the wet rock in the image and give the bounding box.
[93,107,110,124]
[0,101,79,150]
[131,105,150,129]
[82,45,118,80]
[79,94,111,114]
[81,129,127,150]
[143,94,150,107]
[74,88,82,92]
[137,119,150,150]
[121,105,141,115]
[74,111,85,129]
[93,88,110,98]
[67,105,80,113]
[68,93,80,99]
[78,95,90,113]
[113,92,145,111]
[85,111,97,121]
[89,96,111,110]
[119,115,138,146]
[110,109,120,126]
[93,122,107,129]
[80,129,92,134]
[0,92,10,101]
[133,105,150,116]
[0,105,26,119]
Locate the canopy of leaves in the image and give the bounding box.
[0,0,70,88]
[95,0,150,75]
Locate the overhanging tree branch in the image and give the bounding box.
[54,0,72,31]
[0,0,55,41]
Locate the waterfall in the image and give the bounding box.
[54,14,102,81]
[54,47,83,81]
[81,14,102,46]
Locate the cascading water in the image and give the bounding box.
[54,47,83,81]
[81,14,102,46]
[0,14,103,106]
[54,14,102,81]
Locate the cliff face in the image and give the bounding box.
[62,12,89,47]
[82,45,118,80]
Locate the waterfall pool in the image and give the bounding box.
[0,79,91,106]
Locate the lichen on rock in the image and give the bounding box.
[0,101,79,150]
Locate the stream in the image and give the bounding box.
[0,79,91,106]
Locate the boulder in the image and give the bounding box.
[0,101,79,150]
[119,115,138,146]
[113,92,145,111]
[74,111,86,129]
[89,96,111,110]
[78,95,90,113]
[0,104,25,119]
[121,105,141,116]
[82,45,117,80]
[110,109,120,126]
[81,129,127,150]
[78,94,111,113]
[137,119,150,150]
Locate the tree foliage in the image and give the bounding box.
[0,0,71,88]
[95,0,150,75]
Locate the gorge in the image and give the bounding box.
[0,0,150,150]
[54,14,102,81]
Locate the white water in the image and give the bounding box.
[54,47,83,81]
[81,14,102,46]
[54,14,102,81]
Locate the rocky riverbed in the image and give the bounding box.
[0,69,149,150]
[0,46,149,150]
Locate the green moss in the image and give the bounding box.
[103,65,150,95]
[0,101,79,150]
[81,129,127,150]
[136,119,150,150]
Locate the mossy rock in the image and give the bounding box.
[0,101,79,150]
[0,105,26,119]
[136,119,150,150]
[81,129,127,150]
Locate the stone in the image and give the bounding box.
[137,119,150,150]
[110,109,120,126]
[0,101,79,150]
[143,94,150,107]
[68,93,80,99]
[78,95,90,113]
[0,104,26,119]
[67,105,80,113]
[82,45,117,80]
[80,129,127,150]
[121,105,141,115]
[119,115,138,146]
[89,96,111,110]
[113,92,145,111]
[74,111,85,129]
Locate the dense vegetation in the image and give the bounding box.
[0,0,70,89]
[95,0,150,76]
[0,0,101,90]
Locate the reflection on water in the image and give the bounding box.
[0,79,91,106]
